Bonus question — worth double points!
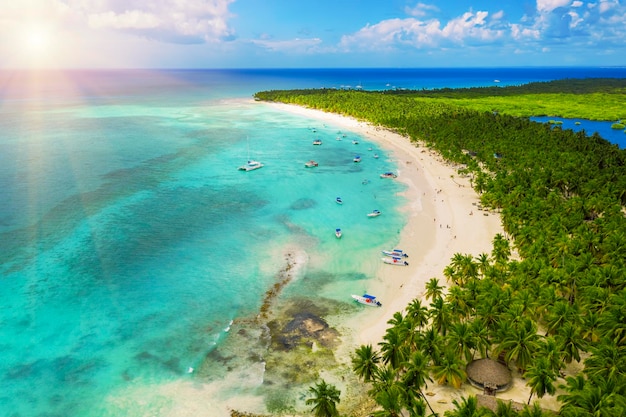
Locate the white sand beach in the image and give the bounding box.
[263,102,562,415]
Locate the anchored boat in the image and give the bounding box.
[352,294,382,307]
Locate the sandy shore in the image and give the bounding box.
[265,102,503,341]
[262,102,536,415]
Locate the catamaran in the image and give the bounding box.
[238,137,263,171]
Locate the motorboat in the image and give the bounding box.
[305,160,319,168]
[367,210,382,217]
[380,172,397,179]
[373,154,379,159]
[353,155,361,163]
[336,197,343,205]
[313,139,323,145]
[238,160,264,171]
[351,294,382,307]
[382,249,409,258]
[335,228,342,238]
[382,257,409,266]
[352,139,359,144]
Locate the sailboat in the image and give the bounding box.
[238,136,264,171]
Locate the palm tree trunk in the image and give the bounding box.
[527,391,533,405]
[419,390,438,416]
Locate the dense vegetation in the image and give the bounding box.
[255,80,626,417]
[256,78,626,121]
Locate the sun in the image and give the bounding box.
[23,27,52,54]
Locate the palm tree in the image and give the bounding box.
[402,350,436,416]
[492,400,517,417]
[380,326,408,369]
[445,395,482,417]
[475,253,491,277]
[406,298,429,331]
[430,296,452,336]
[536,336,562,376]
[425,278,445,301]
[583,340,626,385]
[447,321,475,362]
[352,344,381,382]
[493,318,541,373]
[558,377,625,417]
[555,321,585,365]
[421,326,443,365]
[524,356,557,405]
[305,379,341,417]
[446,286,472,320]
[372,383,406,417]
[469,318,491,359]
[431,347,467,389]
[518,402,548,417]
[491,234,511,266]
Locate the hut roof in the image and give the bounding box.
[466,359,512,391]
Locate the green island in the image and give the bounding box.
[253,78,626,417]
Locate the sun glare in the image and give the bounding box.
[23,27,52,53]
[26,30,49,51]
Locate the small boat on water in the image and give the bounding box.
[382,257,409,266]
[352,294,382,307]
[335,228,342,238]
[373,154,379,159]
[336,197,343,205]
[353,155,361,163]
[382,249,409,258]
[352,139,359,145]
[367,209,382,217]
[305,160,318,168]
[239,136,263,171]
[313,139,323,145]
[380,172,397,179]
[238,160,264,171]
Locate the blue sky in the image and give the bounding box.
[2,0,625,68]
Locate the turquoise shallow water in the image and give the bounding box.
[1,68,624,416]
[0,71,407,416]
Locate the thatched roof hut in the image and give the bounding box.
[466,359,512,393]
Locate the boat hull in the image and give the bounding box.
[382,249,409,258]
[351,294,381,307]
[382,257,409,266]
[239,160,264,171]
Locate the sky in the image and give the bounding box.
[1,0,625,69]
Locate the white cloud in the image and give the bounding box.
[511,24,541,40]
[599,0,619,13]
[66,0,236,43]
[251,38,323,53]
[340,10,503,51]
[405,2,439,18]
[492,10,505,20]
[88,10,160,29]
[572,1,583,6]
[537,0,572,13]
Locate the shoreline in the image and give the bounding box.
[263,101,506,414]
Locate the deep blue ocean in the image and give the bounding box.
[0,67,624,417]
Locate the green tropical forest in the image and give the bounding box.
[254,78,626,417]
